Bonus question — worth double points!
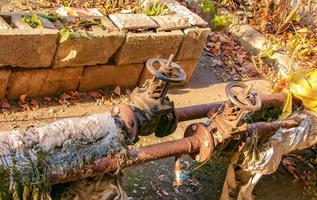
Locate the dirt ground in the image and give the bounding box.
[0,52,316,199]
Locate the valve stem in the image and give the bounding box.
[175,156,185,186]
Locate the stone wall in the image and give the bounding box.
[0,0,210,100]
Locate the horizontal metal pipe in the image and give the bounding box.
[47,113,303,185]
[48,134,201,185]
[47,93,291,185]
[176,102,224,122]
[246,115,304,138]
[176,93,288,122]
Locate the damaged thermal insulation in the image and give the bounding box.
[221,111,317,200]
[0,113,128,200]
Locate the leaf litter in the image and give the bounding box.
[204,31,261,82]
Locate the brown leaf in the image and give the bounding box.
[162,190,169,196]
[125,89,131,96]
[0,99,10,109]
[210,59,223,67]
[20,103,30,111]
[30,99,39,110]
[60,93,72,100]
[114,86,121,96]
[43,97,51,101]
[88,90,103,99]
[19,94,28,105]
[68,91,80,98]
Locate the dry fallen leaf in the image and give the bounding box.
[125,89,132,96]
[19,94,28,105]
[114,86,121,96]
[0,99,11,113]
[30,99,39,110]
[162,190,169,196]
[88,90,103,99]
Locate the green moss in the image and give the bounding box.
[245,107,282,123]
[0,167,10,200]
[0,150,52,200]
[144,1,169,16]
[21,14,43,28]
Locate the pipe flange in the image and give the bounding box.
[184,123,214,163]
[111,104,139,144]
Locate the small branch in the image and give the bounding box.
[276,0,305,34]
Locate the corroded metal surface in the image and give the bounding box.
[176,93,288,122]
[48,132,203,185]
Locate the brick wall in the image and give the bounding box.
[0,0,210,100]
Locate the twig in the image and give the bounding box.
[276,0,305,34]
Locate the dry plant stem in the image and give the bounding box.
[276,0,305,34]
[264,0,273,19]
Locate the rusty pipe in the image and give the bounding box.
[47,110,303,185]
[176,93,288,122]
[246,115,304,138]
[176,102,224,122]
[47,93,291,185]
[48,133,201,185]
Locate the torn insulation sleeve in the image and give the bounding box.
[0,113,128,199]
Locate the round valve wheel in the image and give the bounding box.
[225,82,262,112]
[146,58,186,83]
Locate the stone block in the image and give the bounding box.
[151,15,191,31]
[53,16,125,68]
[0,15,58,68]
[165,0,208,27]
[115,30,183,65]
[79,64,144,91]
[227,23,266,55]
[176,27,210,60]
[138,59,198,87]
[0,70,11,99]
[7,67,83,100]
[109,13,158,30]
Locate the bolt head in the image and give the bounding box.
[195,155,200,161]
[204,141,210,148]
[191,125,197,131]
[113,106,120,115]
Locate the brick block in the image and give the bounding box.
[176,27,210,60]
[7,67,83,100]
[53,16,125,68]
[0,14,58,68]
[79,64,144,91]
[0,70,11,99]
[115,30,183,65]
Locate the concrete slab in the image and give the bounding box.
[165,0,208,27]
[151,15,191,31]
[109,13,158,30]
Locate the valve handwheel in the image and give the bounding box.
[146,57,186,83]
[225,82,262,112]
